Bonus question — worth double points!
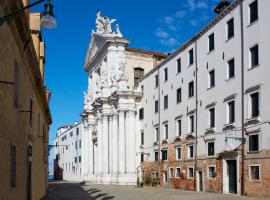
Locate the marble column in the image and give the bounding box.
[118,111,126,174]
[109,116,113,174]
[111,113,119,182]
[94,142,98,176]
[126,110,136,174]
[88,127,94,179]
[97,115,103,182]
[102,115,109,178]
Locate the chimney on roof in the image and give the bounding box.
[214,0,230,14]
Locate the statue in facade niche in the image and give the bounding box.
[100,65,107,87]
[110,65,117,85]
[96,11,116,35]
[118,60,128,80]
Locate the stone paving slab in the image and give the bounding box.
[44,181,269,200]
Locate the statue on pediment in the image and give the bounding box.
[96,11,116,35]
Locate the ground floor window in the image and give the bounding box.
[188,167,194,179]
[250,165,260,181]
[208,166,216,179]
[175,167,181,178]
[169,168,174,178]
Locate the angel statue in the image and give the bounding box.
[95,11,116,35]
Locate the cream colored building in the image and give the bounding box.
[0,1,52,200]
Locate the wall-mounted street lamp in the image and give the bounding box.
[0,0,57,28]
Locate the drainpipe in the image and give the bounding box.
[158,66,161,183]
[194,40,198,192]
[240,0,245,196]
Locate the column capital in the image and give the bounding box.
[118,110,125,117]
[127,110,135,117]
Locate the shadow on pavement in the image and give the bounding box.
[43,181,115,200]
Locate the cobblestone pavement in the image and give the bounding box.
[44,181,269,200]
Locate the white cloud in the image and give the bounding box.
[163,16,174,25]
[186,0,209,12]
[190,19,198,27]
[156,29,169,38]
[175,10,187,18]
[197,1,208,9]
[160,38,178,46]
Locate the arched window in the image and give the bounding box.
[134,67,144,85]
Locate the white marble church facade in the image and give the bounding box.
[79,12,165,185]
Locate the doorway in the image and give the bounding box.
[227,160,237,194]
[197,171,203,192]
[163,171,168,188]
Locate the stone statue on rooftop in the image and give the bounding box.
[95,11,117,35]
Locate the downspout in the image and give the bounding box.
[240,0,245,196]
[158,66,161,182]
[194,40,198,192]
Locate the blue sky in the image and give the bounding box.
[32,0,228,171]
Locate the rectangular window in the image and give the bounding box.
[164,123,168,139]
[176,147,181,160]
[250,165,260,180]
[227,18,234,39]
[175,168,181,178]
[11,144,16,188]
[208,70,215,88]
[155,100,159,113]
[227,58,235,79]
[249,0,258,24]
[154,151,159,162]
[75,157,77,163]
[188,167,194,179]
[189,49,194,65]
[164,68,168,81]
[188,81,194,98]
[249,134,259,152]
[250,45,259,68]
[140,153,144,163]
[208,33,215,52]
[250,92,259,118]
[170,168,174,178]
[141,85,144,96]
[188,145,194,159]
[155,127,159,142]
[177,58,181,73]
[164,95,168,109]
[141,132,144,145]
[208,142,215,156]
[189,115,194,133]
[79,140,81,148]
[176,119,181,136]
[76,128,79,135]
[139,108,144,120]
[208,166,216,179]
[75,141,77,150]
[228,101,235,123]
[155,75,159,87]
[79,156,81,163]
[209,107,215,128]
[162,149,168,161]
[176,88,182,103]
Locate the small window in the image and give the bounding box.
[139,108,144,120]
[249,0,258,24]
[207,142,215,156]
[75,157,77,163]
[249,134,259,152]
[75,141,77,150]
[170,168,174,178]
[188,81,194,98]
[250,92,259,118]
[208,70,215,88]
[189,49,194,66]
[189,115,195,133]
[164,68,168,81]
[175,168,181,178]
[79,140,81,148]
[250,45,259,68]
[76,128,79,135]
[176,88,182,103]
[208,33,215,52]
[188,145,194,159]
[154,151,159,162]
[141,132,144,145]
[141,85,144,96]
[140,153,144,163]
[188,167,194,179]
[177,58,181,73]
[164,95,168,110]
[162,149,168,161]
[176,119,181,136]
[227,58,235,79]
[134,67,144,85]
[155,127,159,142]
[70,132,73,137]
[155,75,159,87]
[209,107,215,128]
[164,123,168,139]
[250,165,260,180]
[79,156,81,163]
[155,100,159,113]
[176,147,181,160]
[228,101,235,123]
[11,144,16,188]
[208,166,216,179]
[227,18,234,39]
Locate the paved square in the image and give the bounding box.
[44,181,269,200]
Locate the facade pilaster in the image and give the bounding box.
[118,111,126,175]
[111,112,119,182]
[96,113,103,182]
[102,114,109,181]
